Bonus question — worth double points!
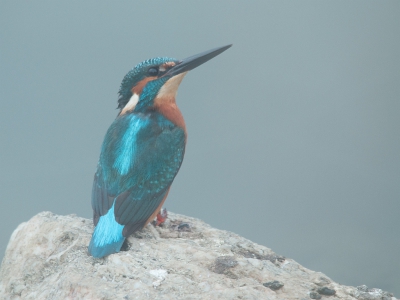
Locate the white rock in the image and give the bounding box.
[0,211,397,300]
[149,269,168,280]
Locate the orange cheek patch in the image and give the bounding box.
[131,76,157,95]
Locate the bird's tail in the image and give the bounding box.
[88,200,125,258]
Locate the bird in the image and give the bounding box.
[88,45,232,258]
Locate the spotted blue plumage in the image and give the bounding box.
[112,116,148,175]
[89,112,185,258]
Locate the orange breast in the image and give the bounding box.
[154,98,186,132]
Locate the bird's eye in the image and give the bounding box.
[148,67,159,76]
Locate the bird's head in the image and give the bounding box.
[117,45,232,115]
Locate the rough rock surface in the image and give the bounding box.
[0,212,396,300]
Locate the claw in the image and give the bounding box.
[156,208,168,226]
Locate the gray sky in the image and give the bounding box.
[1,1,399,295]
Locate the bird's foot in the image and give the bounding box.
[120,239,130,252]
[156,208,168,226]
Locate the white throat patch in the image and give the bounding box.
[157,72,188,99]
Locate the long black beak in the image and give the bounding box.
[165,44,232,77]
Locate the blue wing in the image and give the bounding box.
[89,112,185,257]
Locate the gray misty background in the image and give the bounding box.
[1,1,399,295]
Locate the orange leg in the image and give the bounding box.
[156,208,168,226]
[144,188,170,226]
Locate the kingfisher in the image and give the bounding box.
[88,45,232,258]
